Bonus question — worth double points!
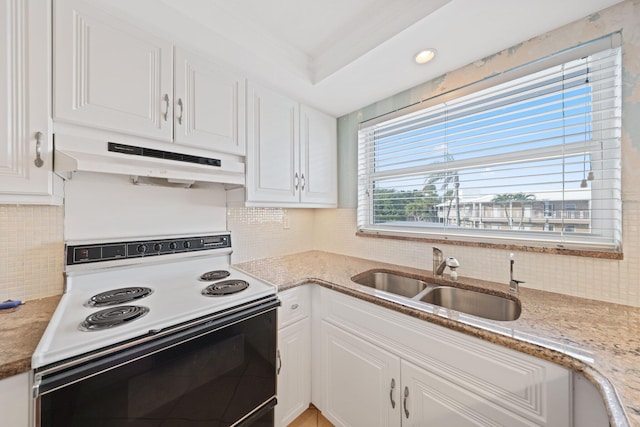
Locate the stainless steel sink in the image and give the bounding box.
[352,271,435,298]
[420,286,521,321]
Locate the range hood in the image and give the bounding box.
[54,134,245,187]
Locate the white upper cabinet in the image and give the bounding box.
[53,0,247,157]
[54,0,174,141]
[246,83,337,207]
[0,0,61,204]
[174,49,246,155]
[246,82,300,204]
[300,105,337,205]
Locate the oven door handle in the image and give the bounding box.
[34,297,281,397]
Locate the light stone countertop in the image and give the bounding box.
[234,250,640,427]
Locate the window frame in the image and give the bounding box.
[356,36,622,252]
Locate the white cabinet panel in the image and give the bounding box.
[54,0,173,141]
[0,0,60,203]
[276,286,312,427]
[318,287,571,426]
[572,372,609,427]
[401,360,535,427]
[174,49,246,155]
[276,317,311,427]
[321,321,401,427]
[300,105,337,206]
[278,285,311,329]
[247,83,299,203]
[245,83,336,207]
[0,372,30,427]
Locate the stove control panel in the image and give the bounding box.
[66,234,231,265]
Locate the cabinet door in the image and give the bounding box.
[0,372,30,427]
[174,49,246,155]
[401,360,535,427]
[0,0,57,202]
[299,105,337,206]
[320,321,401,427]
[54,0,173,141]
[276,318,311,427]
[246,83,299,204]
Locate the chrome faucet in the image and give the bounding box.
[509,253,524,293]
[433,247,443,277]
[433,247,460,280]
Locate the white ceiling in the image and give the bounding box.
[92,0,623,117]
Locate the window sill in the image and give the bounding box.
[355,230,623,260]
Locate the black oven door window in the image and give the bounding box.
[38,303,277,427]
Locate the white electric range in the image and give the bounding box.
[32,232,279,427]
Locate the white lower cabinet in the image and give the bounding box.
[321,322,538,427]
[316,287,572,426]
[0,372,30,427]
[321,321,401,427]
[401,359,538,426]
[276,286,311,427]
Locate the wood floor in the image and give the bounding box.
[287,405,334,427]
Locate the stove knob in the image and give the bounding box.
[169,242,178,250]
[183,241,192,249]
[137,244,148,253]
[153,243,163,252]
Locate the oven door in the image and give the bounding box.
[34,297,279,427]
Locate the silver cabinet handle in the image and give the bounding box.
[34,132,44,168]
[390,378,396,408]
[291,303,299,310]
[177,98,184,125]
[276,349,282,375]
[162,93,170,121]
[301,173,306,191]
[403,386,410,418]
[294,173,299,191]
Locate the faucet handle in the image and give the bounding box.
[445,257,459,268]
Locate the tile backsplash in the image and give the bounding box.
[2,203,639,308]
[227,205,640,308]
[227,207,315,264]
[313,208,640,308]
[0,206,64,301]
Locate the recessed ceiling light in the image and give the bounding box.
[415,49,437,64]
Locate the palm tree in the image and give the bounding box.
[426,166,460,226]
[491,193,535,230]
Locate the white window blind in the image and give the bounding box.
[357,46,622,250]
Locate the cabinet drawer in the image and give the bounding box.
[278,285,310,329]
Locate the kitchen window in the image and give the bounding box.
[357,41,622,251]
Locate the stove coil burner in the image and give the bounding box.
[85,287,154,307]
[80,305,149,331]
[199,270,231,281]
[202,280,249,297]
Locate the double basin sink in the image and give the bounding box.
[351,271,521,322]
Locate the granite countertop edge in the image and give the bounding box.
[0,295,61,381]
[234,250,637,427]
